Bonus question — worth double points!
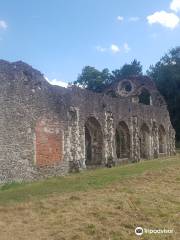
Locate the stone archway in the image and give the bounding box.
[140,123,150,159]
[159,125,166,154]
[85,117,103,166]
[115,121,130,159]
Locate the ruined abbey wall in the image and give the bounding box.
[0,60,176,183]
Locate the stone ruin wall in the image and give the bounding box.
[0,60,176,183]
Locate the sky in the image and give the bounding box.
[0,0,180,86]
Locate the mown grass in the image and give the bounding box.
[0,155,179,204]
[0,155,179,240]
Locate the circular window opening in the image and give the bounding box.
[122,81,132,93]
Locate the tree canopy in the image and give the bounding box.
[111,59,142,81]
[73,59,143,92]
[147,47,180,142]
[73,66,111,92]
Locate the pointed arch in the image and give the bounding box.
[85,117,103,166]
[115,121,130,159]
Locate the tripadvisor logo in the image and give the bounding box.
[135,226,174,236]
[135,227,143,236]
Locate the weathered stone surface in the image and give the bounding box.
[0,60,176,182]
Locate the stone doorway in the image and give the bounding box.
[115,121,130,159]
[85,117,103,166]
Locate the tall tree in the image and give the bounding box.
[73,59,143,92]
[112,59,143,80]
[73,66,111,92]
[147,47,180,142]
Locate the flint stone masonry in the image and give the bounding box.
[0,60,176,183]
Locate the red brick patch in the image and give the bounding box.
[35,118,63,167]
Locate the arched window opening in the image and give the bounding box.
[119,81,133,96]
[85,117,103,166]
[116,122,130,159]
[122,81,132,92]
[139,89,152,105]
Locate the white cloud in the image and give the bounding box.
[96,46,107,52]
[129,17,140,22]
[117,16,124,22]
[110,44,120,53]
[0,20,8,30]
[147,11,179,29]
[170,0,180,12]
[123,43,131,53]
[96,43,130,54]
[45,77,68,88]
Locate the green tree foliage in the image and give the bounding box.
[74,59,143,92]
[111,59,143,80]
[147,47,180,142]
[73,66,111,92]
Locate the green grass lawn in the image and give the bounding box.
[0,155,179,240]
[0,155,179,204]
